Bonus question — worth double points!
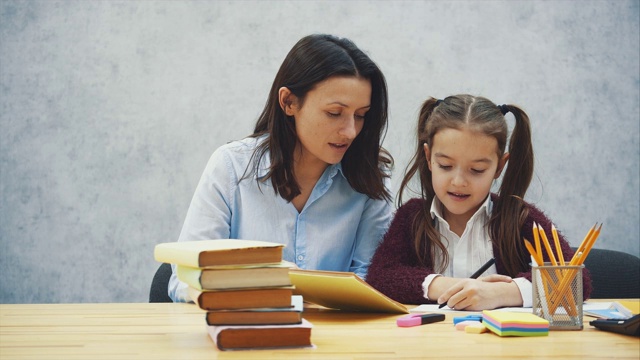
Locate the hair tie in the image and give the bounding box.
[435,99,443,106]
[498,104,510,115]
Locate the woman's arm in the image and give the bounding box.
[169,148,236,302]
[349,193,393,280]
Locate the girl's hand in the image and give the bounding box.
[479,274,513,283]
[437,278,520,311]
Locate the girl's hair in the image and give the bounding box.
[399,94,534,276]
[249,34,393,201]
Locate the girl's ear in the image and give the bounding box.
[278,87,298,116]
[495,152,510,179]
[423,143,432,171]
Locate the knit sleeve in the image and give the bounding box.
[365,199,438,304]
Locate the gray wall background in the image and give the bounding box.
[1,0,638,303]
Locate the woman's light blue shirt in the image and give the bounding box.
[168,135,392,302]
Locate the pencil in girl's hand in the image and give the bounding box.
[438,258,496,309]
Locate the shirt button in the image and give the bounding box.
[297,255,304,261]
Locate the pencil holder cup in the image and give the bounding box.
[532,263,584,330]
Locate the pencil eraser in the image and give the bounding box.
[465,323,488,334]
[455,320,482,331]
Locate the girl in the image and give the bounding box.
[169,34,393,302]
[366,95,591,310]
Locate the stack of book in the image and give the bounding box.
[154,239,313,350]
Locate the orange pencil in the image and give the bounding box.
[538,225,558,266]
[524,238,575,314]
[524,238,553,311]
[549,224,602,314]
[538,226,578,315]
[551,225,565,266]
[524,239,542,266]
[570,223,596,265]
[533,223,542,261]
[576,223,602,265]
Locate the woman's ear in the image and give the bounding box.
[495,152,510,179]
[278,87,297,116]
[423,143,432,171]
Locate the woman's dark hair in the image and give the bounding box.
[399,95,534,277]
[248,34,392,201]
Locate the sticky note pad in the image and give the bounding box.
[482,310,549,337]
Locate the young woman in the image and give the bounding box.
[169,34,393,302]
[366,95,592,310]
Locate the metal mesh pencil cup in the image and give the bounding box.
[532,263,584,330]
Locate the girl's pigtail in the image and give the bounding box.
[398,97,448,271]
[398,97,439,207]
[492,105,534,276]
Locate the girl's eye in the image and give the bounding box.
[471,169,487,174]
[438,164,452,170]
[327,112,341,118]
[355,114,366,121]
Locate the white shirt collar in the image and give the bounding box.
[430,195,493,224]
[254,136,345,182]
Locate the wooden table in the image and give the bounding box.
[1,302,638,359]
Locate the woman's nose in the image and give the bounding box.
[339,116,358,140]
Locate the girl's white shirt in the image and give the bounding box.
[421,195,532,307]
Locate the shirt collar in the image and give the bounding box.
[255,139,345,182]
[430,194,493,223]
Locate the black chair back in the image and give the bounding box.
[581,248,640,299]
[149,263,173,303]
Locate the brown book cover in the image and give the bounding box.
[207,319,313,350]
[154,239,284,267]
[188,286,294,310]
[205,295,303,326]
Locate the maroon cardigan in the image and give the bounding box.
[365,196,592,305]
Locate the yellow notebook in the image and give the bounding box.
[288,269,409,314]
[618,300,640,315]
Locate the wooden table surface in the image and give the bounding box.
[1,302,638,359]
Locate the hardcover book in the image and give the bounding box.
[188,286,294,311]
[177,263,292,290]
[154,239,284,268]
[205,295,303,326]
[207,319,313,350]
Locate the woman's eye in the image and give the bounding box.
[327,112,341,118]
[471,169,486,174]
[438,164,452,170]
[355,114,366,120]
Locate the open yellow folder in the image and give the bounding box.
[289,269,409,314]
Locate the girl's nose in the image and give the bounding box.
[451,170,467,187]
